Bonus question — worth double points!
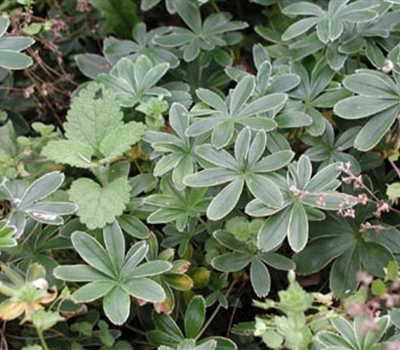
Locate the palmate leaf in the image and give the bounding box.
[185,128,291,220]
[211,230,293,297]
[294,212,398,297]
[42,83,146,168]
[69,177,130,230]
[41,140,97,169]
[187,76,283,148]
[97,56,170,107]
[153,0,247,62]
[65,83,123,149]
[55,226,171,325]
[145,176,209,231]
[287,61,335,136]
[282,1,378,44]
[144,103,203,190]
[248,156,357,253]
[103,23,180,68]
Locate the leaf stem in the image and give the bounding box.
[195,279,236,340]
[37,329,50,350]
[389,159,400,179]
[124,324,148,337]
[132,158,143,174]
[210,0,220,12]
[198,216,213,235]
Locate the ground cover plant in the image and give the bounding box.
[1,0,400,349]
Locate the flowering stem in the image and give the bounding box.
[37,329,50,350]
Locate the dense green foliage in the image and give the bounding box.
[1,0,400,349]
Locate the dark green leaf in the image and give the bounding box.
[250,258,271,297]
[185,296,205,338]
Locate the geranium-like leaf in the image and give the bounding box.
[65,83,123,149]
[69,177,130,229]
[42,140,96,169]
[43,83,145,167]
[100,122,146,161]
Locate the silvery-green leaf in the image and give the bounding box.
[258,207,290,251]
[334,96,397,119]
[103,286,131,325]
[0,17,9,37]
[248,131,267,166]
[0,37,35,52]
[354,106,400,151]
[207,179,244,220]
[54,265,111,282]
[250,258,271,297]
[282,18,320,41]
[211,121,234,148]
[211,252,251,272]
[184,169,237,187]
[196,88,227,114]
[246,174,283,208]
[72,281,115,303]
[122,241,148,278]
[103,221,125,274]
[195,144,237,169]
[253,150,294,173]
[131,261,172,278]
[343,72,396,98]
[230,76,255,115]
[234,128,251,167]
[19,171,64,207]
[71,231,115,278]
[122,277,166,303]
[238,93,288,118]
[0,51,33,69]
[287,201,308,252]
